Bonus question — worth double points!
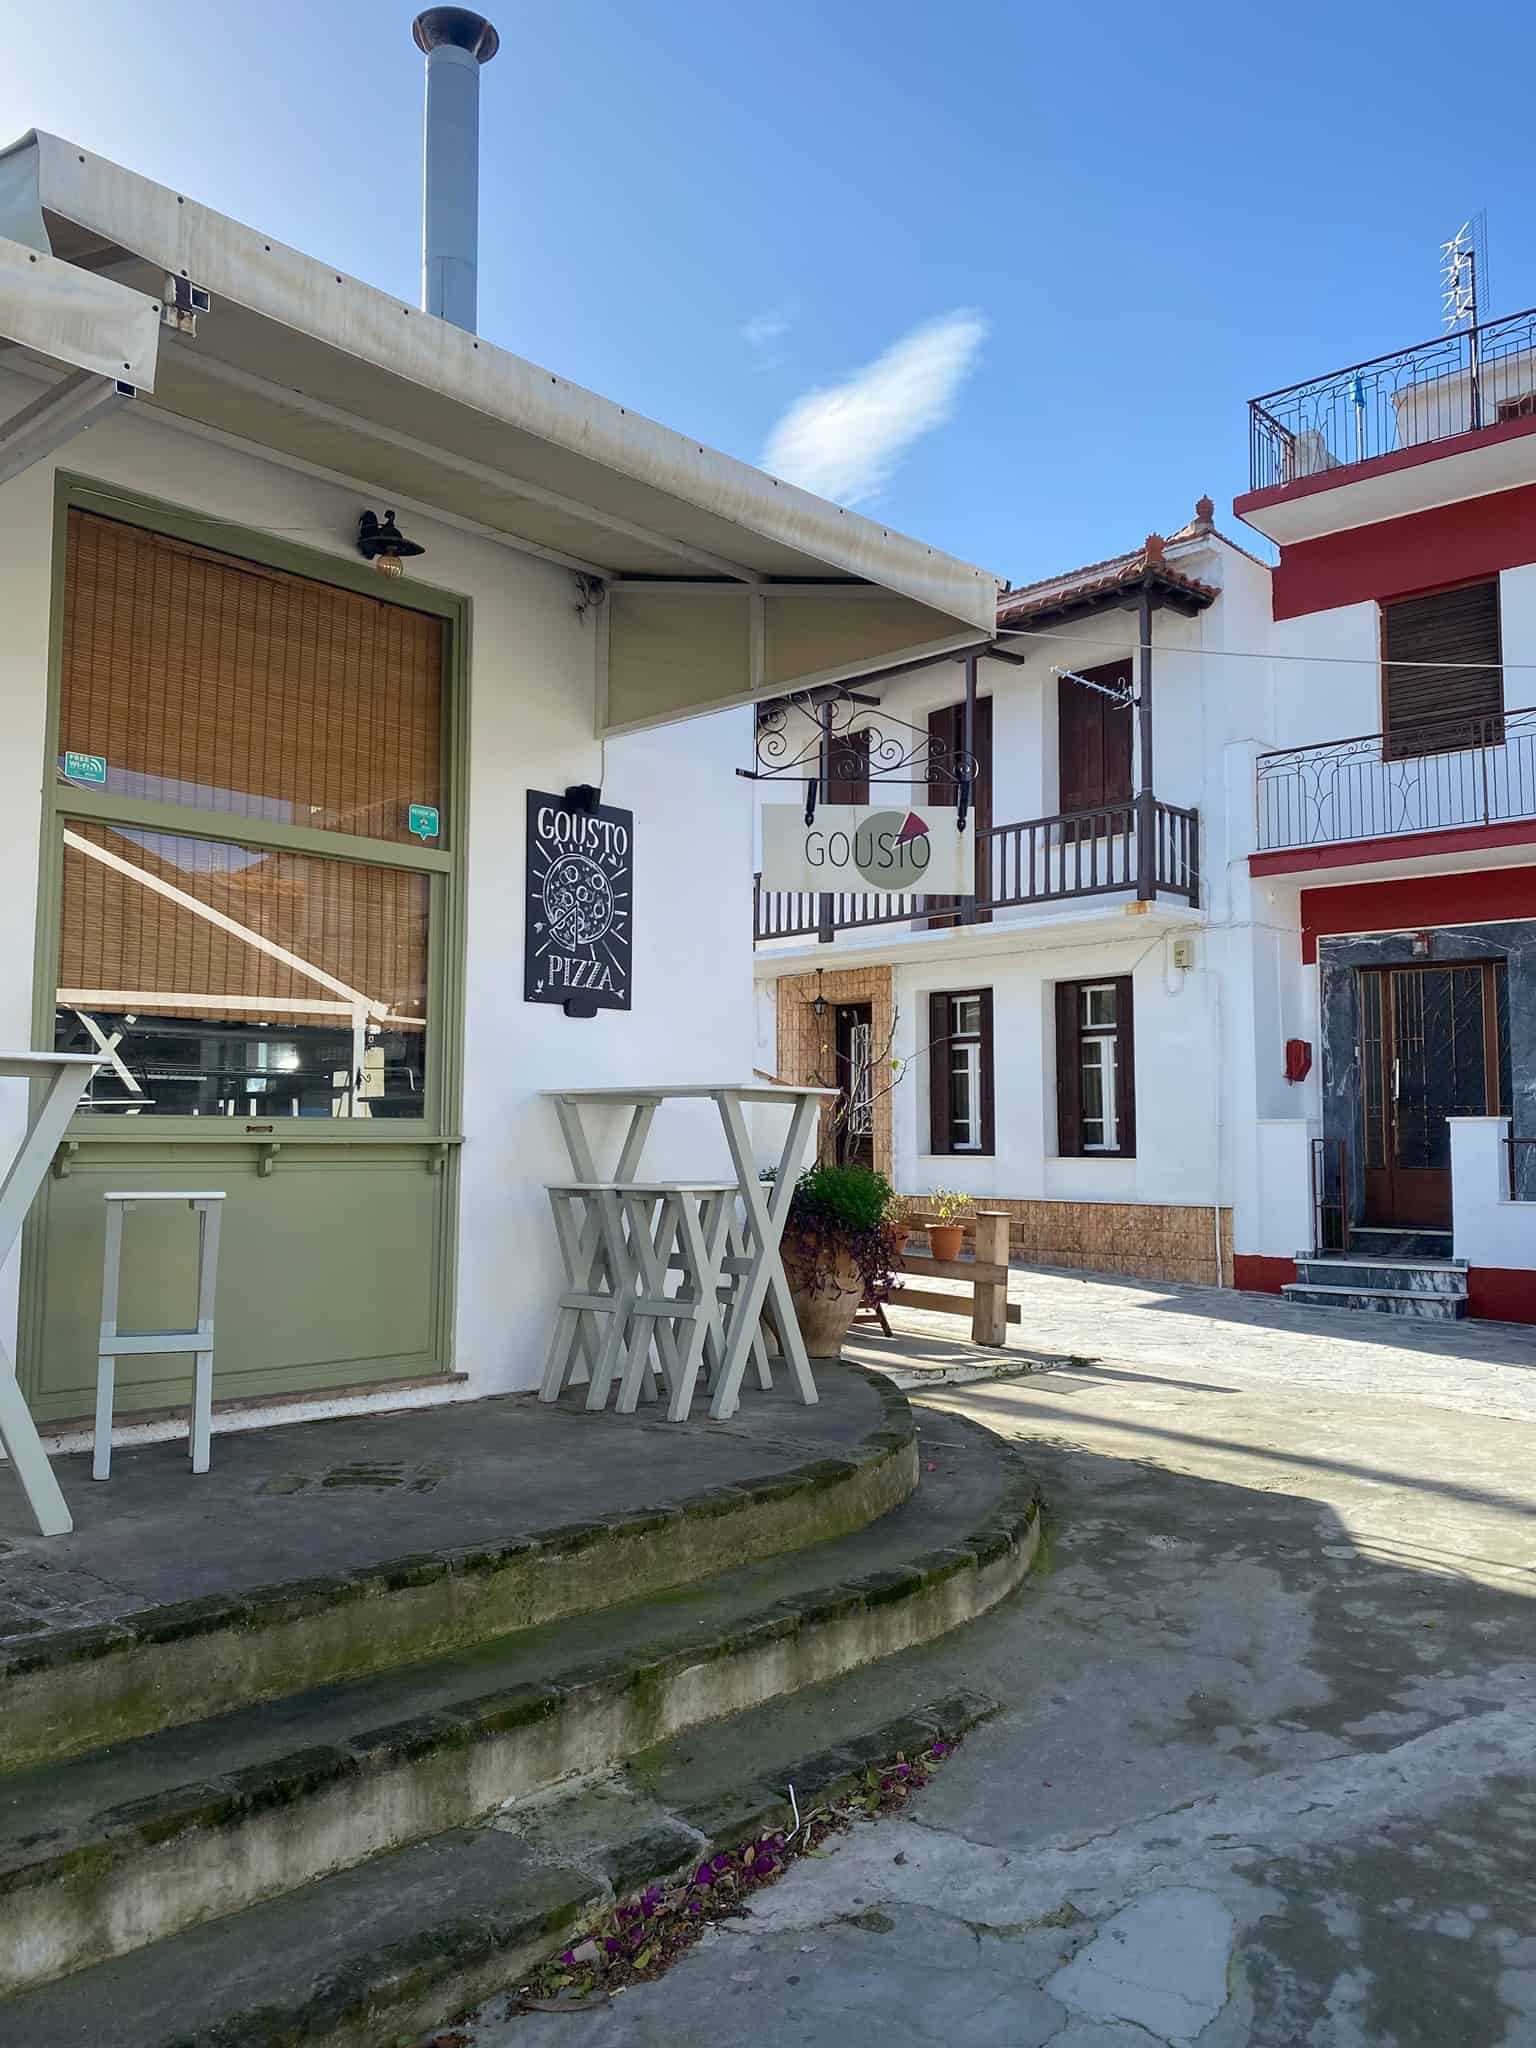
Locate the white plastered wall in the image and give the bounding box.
[0,365,756,1399]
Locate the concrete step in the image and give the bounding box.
[0,1369,917,1771]
[1293,1258,1468,1295]
[0,1412,1039,1996]
[0,1685,999,2048]
[1281,1283,1469,1320]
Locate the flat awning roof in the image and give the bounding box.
[0,130,999,734]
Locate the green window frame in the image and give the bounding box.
[32,477,470,1151]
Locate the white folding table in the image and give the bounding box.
[0,1051,104,1536]
[541,1083,835,1420]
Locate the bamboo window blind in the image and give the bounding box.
[58,510,444,843]
[58,823,429,1028]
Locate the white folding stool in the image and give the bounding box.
[94,1192,225,1480]
[610,1182,736,1420]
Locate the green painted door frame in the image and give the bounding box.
[18,475,472,1422]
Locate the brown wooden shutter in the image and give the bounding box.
[929,990,952,1154]
[825,729,870,804]
[1113,973,1136,1158]
[1382,581,1502,755]
[924,698,992,925]
[970,695,994,924]
[1055,981,1081,1155]
[978,987,996,1155]
[1058,663,1132,812]
[925,706,959,930]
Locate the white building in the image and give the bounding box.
[0,81,998,1441]
[755,380,1536,1325]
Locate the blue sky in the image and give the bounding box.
[6,1,1536,584]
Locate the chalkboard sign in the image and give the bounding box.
[525,791,633,1014]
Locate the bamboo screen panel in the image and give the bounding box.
[55,825,429,1118]
[58,824,429,1025]
[58,511,443,844]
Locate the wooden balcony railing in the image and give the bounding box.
[753,796,1199,945]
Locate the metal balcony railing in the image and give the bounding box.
[1249,305,1536,492]
[753,796,1199,945]
[1256,703,1536,853]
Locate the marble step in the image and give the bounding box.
[1348,1229,1457,1262]
[1281,1282,1468,1320]
[1294,1257,1468,1295]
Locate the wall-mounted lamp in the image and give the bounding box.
[806,969,830,1022]
[1412,930,1432,958]
[356,509,425,580]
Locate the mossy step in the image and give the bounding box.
[0,1414,1039,1996]
[0,1689,999,2048]
[0,1368,917,1770]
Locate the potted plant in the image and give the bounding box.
[924,1188,972,1263]
[780,1164,903,1359]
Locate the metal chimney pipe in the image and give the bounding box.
[412,8,499,333]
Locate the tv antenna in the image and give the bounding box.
[1441,211,1490,329]
[1441,212,1492,430]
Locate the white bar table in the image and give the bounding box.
[542,1083,835,1420]
[0,1052,104,1536]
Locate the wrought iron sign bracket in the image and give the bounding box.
[738,675,981,830]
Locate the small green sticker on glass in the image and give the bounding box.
[63,752,108,786]
[408,803,440,840]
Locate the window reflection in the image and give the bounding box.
[55,824,428,1120]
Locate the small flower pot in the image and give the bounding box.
[926,1224,965,1262]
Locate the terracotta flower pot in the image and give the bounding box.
[926,1224,965,1262]
[784,1246,865,1359]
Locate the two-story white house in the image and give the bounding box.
[751,498,1276,1294]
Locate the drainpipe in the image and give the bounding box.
[1135,580,1156,901]
[413,9,500,333]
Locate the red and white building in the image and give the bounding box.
[1236,307,1536,1320]
[751,307,1536,1323]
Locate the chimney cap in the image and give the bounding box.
[413,8,499,61]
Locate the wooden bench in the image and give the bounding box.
[884,1210,1014,1346]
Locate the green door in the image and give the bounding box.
[20,488,465,1425]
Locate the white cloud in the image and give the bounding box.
[740,311,788,349]
[761,309,988,505]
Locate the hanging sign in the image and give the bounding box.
[760,802,972,895]
[525,791,633,1013]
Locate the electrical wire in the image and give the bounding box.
[993,620,1536,672]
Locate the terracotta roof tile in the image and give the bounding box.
[996,546,1216,623]
[994,497,1264,622]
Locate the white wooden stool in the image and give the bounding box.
[541,1181,737,1420]
[610,1183,735,1420]
[541,1181,638,1408]
[94,1192,226,1481]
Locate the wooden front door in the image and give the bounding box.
[1358,962,1507,1228]
[924,694,992,928]
[833,1002,875,1169]
[1058,661,1133,818]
